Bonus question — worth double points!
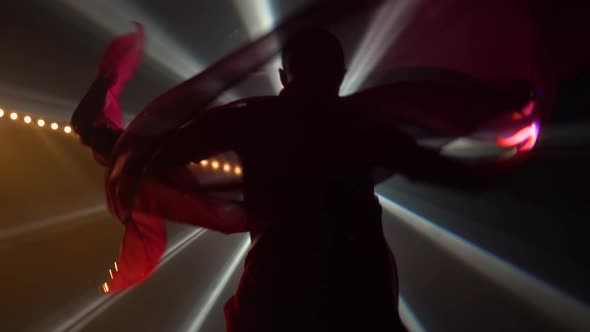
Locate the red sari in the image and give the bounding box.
[71,1,589,329]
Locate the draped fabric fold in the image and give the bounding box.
[343,79,533,138]
[72,1,590,293]
[74,24,532,293]
[73,25,258,292]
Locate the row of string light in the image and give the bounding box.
[0,107,242,294]
[102,262,119,293]
[0,107,244,176]
[196,159,242,176]
[0,108,73,134]
[102,160,243,292]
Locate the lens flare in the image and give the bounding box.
[521,100,534,116]
[0,109,4,117]
[519,122,539,152]
[51,123,59,130]
[37,119,45,127]
[24,116,32,123]
[64,126,72,133]
[10,112,18,120]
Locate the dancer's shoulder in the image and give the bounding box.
[221,96,280,111]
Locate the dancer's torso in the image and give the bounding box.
[223,96,399,329]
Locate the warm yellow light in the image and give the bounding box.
[223,163,231,172]
[0,109,4,117]
[64,126,72,133]
[10,112,17,120]
[51,123,58,130]
[234,166,242,176]
[102,282,110,293]
[211,160,219,169]
[24,116,32,123]
[109,269,114,279]
[37,119,45,127]
[114,262,118,272]
[200,160,208,167]
[512,112,522,121]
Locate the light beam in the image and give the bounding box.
[49,228,208,332]
[341,0,420,95]
[377,195,590,330]
[0,204,107,239]
[233,0,283,93]
[185,236,251,332]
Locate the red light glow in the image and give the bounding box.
[497,121,539,152]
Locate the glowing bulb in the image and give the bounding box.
[0,109,4,117]
[37,119,45,127]
[64,126,72,133]
[24,116,32,123]
[211,160,219,170]
[10,112,17,120]
[512,112,522,121]
[102,282,110,293]
[114,262,118,272]
[51,123,58,130]
[200,160,208,167]
[234,166,242,176]
[223,163,231,172]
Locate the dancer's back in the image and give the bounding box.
[222,95,405,331]
[71,24,523,331]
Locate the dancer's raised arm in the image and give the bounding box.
[375,127,522,193]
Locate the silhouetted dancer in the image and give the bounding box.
[73,26,530,332]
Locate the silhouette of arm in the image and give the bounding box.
[377,129,508,193]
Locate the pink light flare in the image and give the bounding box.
[519,122,539,151]
[496,121,540,152]
[521,100,535,117]
[511,99,536,120]
[496,100,539,152]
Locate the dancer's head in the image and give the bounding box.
[280,28,345,96]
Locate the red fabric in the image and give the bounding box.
[72,25,168,292]
[77,25,530,294]
[73,24,259,292]
[72,1,590,295]
[344,79,533,138]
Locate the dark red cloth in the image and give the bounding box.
[72,0,590,298]
[74,25,531,295]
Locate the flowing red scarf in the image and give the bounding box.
[72,0,589,293]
